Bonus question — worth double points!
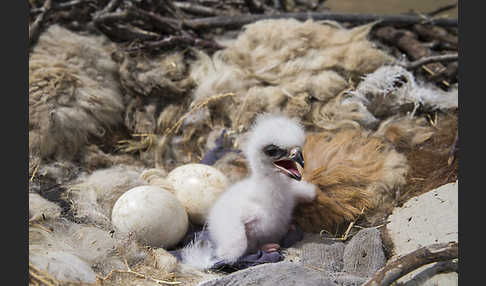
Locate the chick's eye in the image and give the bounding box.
[263,144,283,157]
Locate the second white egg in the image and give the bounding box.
[167,163,229,225]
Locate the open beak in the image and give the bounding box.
[273,147,304,181]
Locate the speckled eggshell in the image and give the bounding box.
[167,163,229,225]
[111,185,188,248]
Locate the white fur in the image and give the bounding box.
[180,233,218,270]
[181,114,316,268]
[349,65,458,116]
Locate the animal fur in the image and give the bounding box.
[29,193,62,222]
[29,25,124,160]
[188,19,393,132]
[67,164,145,228]
[29,218,150,280]
[310,65,458,131]
[295,127,408,233]
[348,65,458,119]
[386,112,458,204]
[181,114,316,269]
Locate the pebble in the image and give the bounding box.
[197,261,338,286]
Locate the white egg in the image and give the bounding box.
[111,185,188,248]
[167,163,229,225]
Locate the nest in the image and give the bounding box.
[28,11,458,284]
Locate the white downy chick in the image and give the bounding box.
[181,114,316,269]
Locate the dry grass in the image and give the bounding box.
[29,261,89,286]
[165,92,236,136]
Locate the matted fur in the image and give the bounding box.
[310,91,379,130]
[66,164,145,228]
[295,128,408,233]
[392,112,458,204]
[117,51,191,99]
[29,193,62,221]
[29,25,124,160]
[373,115,436,150]
[347,65,458,119]
[189,19,394,132]
[29,218,150,280]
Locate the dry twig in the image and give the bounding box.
[30,0,90,14]
[29,261,60,286]
[375,26,455,87]
[29,0,52,49]
[98,258,181,285]
[166,92,236,135]
[173,1,224,16]
[425,2,458,17]
[30,161,40,182]
[116,133,157,153]
[128,35,223,52]
[182,11,457,30]
[401,53,458,70]
[362,241,458,286]
[319,208,365,241]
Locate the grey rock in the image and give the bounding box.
[197,261,338,286]
[342,228,386,277]
[386,181,458,256]
[300,241,368,286]
[386,181,458,286]
[328,272,367,286]
[302,241,345,272]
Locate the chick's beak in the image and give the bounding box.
[289,147,304,169]
[273,147,304,181]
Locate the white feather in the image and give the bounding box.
[180,233,219,270]
[180,114,316,269]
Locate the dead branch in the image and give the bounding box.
[362,241,458,286]
[29,0,52,50]
[413,24,458,49]
[374,26,452,86]
[92,0,126,39]
[425,2,458,17]
[375,26,436,61]
[99,0,123,15]
[401,53,458,70]
[128,6,183,35]
[30,0,90,14]
[127,35,224,52]
[182,11,457,30]
[173,1,225,17]
[93,4,180,41]
[403,260,458,285]
[244,0,265,14]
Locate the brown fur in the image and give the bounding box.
[395,112,458,205]
[295,128,408,233]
